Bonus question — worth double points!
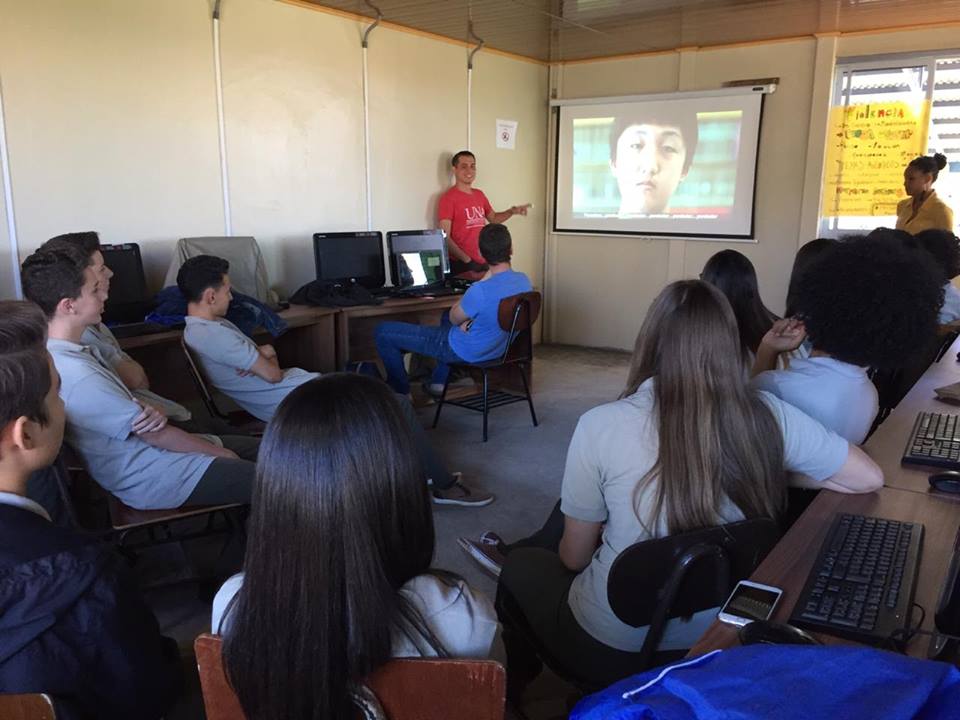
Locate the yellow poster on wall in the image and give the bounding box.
[822,100,931,217]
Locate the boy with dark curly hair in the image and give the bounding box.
[751,232,944,444]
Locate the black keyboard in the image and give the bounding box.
[789,513,923,646]
[373,286,464,298]
[902,411,960,470]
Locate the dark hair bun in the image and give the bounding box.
[935,153,948,171]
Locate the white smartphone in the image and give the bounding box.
[717,580,783,627]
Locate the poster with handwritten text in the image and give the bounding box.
[822,101,930,217]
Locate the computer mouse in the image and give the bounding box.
[929,470,960,493]
[738,620,821,646]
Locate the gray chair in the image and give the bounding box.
[163,236,277,307]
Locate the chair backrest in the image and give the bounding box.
[195,634,506,720]
[607,517,780,663]
[0,694,56,720]
[497,291,542,364]
[163,237,275,305]
[180,336,228,421]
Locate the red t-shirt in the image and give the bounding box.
[438,186,493,264]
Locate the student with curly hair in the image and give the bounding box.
[913,228,960,324]
[752,232,944,444]
[896,154,954,234]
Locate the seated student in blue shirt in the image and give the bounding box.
[752,232,944,445]
[179,255,492,507]
[0,300,181,719]
[21,244,259,511]
[375,223,533,397]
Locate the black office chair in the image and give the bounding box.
[497,517,781,692]
[432,291,541,442]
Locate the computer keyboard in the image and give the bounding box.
[902,411,960,470]
[789,513,923,646]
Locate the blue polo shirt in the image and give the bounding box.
[448,270,532,362]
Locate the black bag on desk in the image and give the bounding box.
[290,280,383,308]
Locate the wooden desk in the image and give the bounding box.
[865,334,960,501]
[689,486,960,658]
[335,295,461,369]
[118,304,337,403]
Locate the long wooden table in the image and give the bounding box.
[865,334,960,502]
[690,339,960,658]
[689,486,958,658]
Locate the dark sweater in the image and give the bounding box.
[0,504,181,719]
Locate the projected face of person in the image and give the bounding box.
[611,123,689,214]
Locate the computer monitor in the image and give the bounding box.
[387,230,449,289]
[312,231,385,290]
[100,243,149,324]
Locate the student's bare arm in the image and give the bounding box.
[751,318,806,377]
[449,301,469,327]
[115,358,149,391]
[559,515,603,572]
[247,354,283,383]
[487,204,530,224]
[139,425,238,459]
[791,444,883,494]
[440,219,471,263]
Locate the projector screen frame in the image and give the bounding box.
[551,85,772,240]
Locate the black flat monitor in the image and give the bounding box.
[387,230,449,289]
[101,243,149,324]
[312,231,385,290]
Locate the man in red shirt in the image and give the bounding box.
[438,150,530,277]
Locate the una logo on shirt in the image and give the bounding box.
[464,206,486,227]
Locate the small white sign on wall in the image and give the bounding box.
[496,119,518,150]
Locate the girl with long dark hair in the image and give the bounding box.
[460,281,882,690]
[700,249,777,358]
[212,374,503,720]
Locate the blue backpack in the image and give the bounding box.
[571,646,960,720]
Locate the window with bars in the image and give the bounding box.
[820,53,960,236]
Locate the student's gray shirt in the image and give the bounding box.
[47,338,212,510]
[561,378,850,653]
[752,356,879,445]
[212,573,505,664]
[80,322,191,421]
[183,316,318,422]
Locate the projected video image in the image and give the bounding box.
[572,111,742,218]
[554,92,763,238]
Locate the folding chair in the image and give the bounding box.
[0,694,56,720]
[195,634,506,720]
[433,291,541,441]
[181,337,265,435]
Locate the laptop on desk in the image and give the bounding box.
[101,243,174,339]
[386,229,463,297]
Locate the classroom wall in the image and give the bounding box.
[0,0,547,296]
[546,28,960,350]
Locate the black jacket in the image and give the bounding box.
[0,504,181,719]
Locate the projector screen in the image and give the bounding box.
[553,90,765,238]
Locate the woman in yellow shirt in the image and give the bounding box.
[896,153,954,234]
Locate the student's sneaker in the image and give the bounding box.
[432,474,495,507]
[422,381,446,398]
[458,532,506,578]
